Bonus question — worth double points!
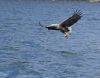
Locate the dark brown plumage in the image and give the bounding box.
[60,10,82,27]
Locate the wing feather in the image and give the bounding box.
[60,10,82,27]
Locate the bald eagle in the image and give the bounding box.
[39,10,82,38]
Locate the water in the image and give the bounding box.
[0,0,100,78]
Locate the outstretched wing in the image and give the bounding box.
[60,10,82,27]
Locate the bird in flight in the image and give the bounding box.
[39,10,82,38]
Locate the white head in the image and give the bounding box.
[48,24,60,29]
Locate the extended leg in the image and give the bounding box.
[64,32,69,38]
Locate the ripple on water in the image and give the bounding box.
[0,46,20,51]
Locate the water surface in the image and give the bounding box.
[0,0,100,78]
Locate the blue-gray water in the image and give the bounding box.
[0,0,100,78]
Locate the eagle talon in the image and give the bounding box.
[64,33,69,39]
[64,35,69,39]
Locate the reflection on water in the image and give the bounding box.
[0,0,100,78]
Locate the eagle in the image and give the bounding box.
[39,10,82,38]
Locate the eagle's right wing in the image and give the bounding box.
[60,10,82,27]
